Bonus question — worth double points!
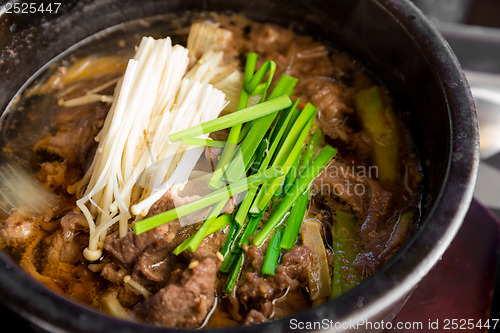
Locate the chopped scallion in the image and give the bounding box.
[301,128,323,170]
[223,251,245,294]
[280,188,310,250]
[262,227,283,276]
[219,76,298,185]
[234,186,259,226]
[252,146,337,246]
[181,137,226,148]
[208,53,258,189]
[237,211,264,248]
[168,95,292,142]
[133,167,283,234]
[220,221,239,259]
[245,60,276,100]
[172,204,231,255]
[234,100,299,224]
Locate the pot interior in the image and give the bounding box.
[0,0,477,332]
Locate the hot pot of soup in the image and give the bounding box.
[0,0,478,332]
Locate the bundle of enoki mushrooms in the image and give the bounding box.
[68,23,241,261]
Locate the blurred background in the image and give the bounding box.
[412,0,500,218]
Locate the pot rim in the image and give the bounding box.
[318,0,479,326]
[0,0,479,332]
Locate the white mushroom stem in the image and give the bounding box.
[77,29,235,261]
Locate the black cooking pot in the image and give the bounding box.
[0,0,478,332]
